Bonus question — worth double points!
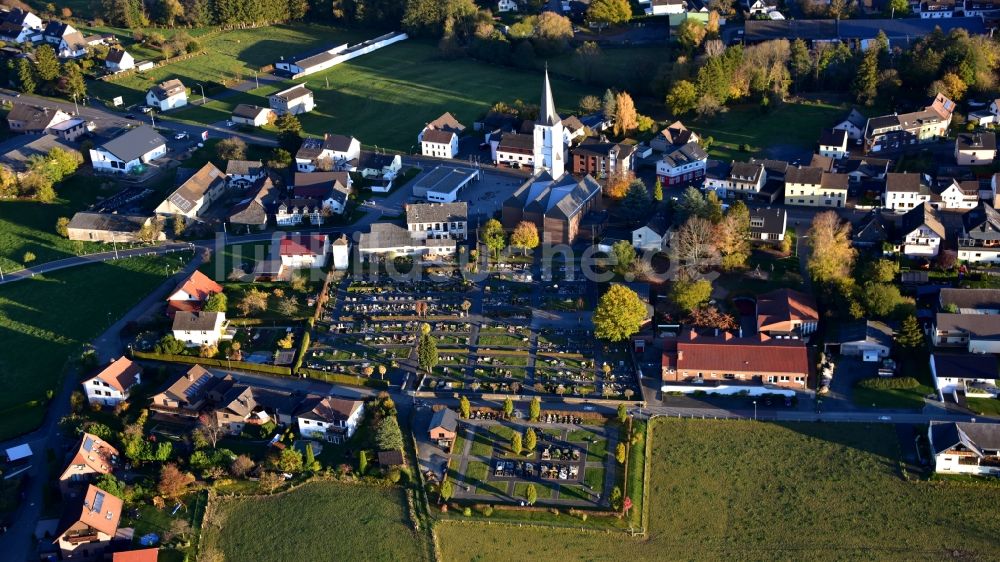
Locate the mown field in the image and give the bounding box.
[0,253,189,440]
[200,481,430,561]
[437,418,1000,561]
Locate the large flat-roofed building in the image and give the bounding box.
[411,166,479,202]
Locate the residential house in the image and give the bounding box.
[145,79,187,111]
[966,0,1000,16]
[829,320,893,361]
[150,365,217,418]
[725,161,766,200]
[49,118,88,142]
[958,201,1000,264]
[113,548,161,562]
[783,166,848,208]
[749,207,787,243]
[406,202,468,241]
[331,233,350,270]
[572,138,636,178]
[632,216,669,252]
[852,211,891,249]
[419,112,464,159]
[166,270,223,317]
[275,198,325,226]
[208,380,261,434]
[832,108,867,141]
[229,177,275,230]
[494,132,535,169]
[650,120,699,153]
[928,421,1000,476]
[955,131,997,166]
[0,9,42,44]
[502,172,603,245]
[810,153,835,172]
[7,102,71,134]
[89,126,167,174]
[279,234,330,269]
[844,157,891,184]
[650,0,687,14]
[933,312,1000,353]
[428,408,459,449]
[561,115,587,145]
[920,0,956,17]
[898,202,945,257]
[0,134,76,176]
[355,151,402,185]
[744,0,779,15]
[104,48,134,72]
[231,104,275,128]
[171,311,227,346]
[82,357,142,407]
[53,484,122,559]
[358,222,459,257]
[41,21,75,44]
[268,84,314,115]
[66,213,163,243]
[498,0,519,12]
[54,30,87,58]
[756,289,818,339]
[864,93,955,153]
[935,179,979,210]
[661,330,810,390]
[930,354,999,403]
[703,160,732,194]
[655,141,707,186]
[295,395,365,444]
[292,171,351,215]
[295,134,361,172]
[57,433,118,497]
[225,160,265,188]
[154,162,227,219]
[939,288,1000,314]
[818,128,849,159]
[884,172,933,212]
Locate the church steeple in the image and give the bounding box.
[539,66,561,127]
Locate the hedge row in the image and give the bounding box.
[856,376,920,390]
[131,351,292,376]
[299,368,390,389]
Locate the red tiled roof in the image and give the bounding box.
[170,270,222,302]
[89,357,141,393]
[166,300,203,317]
[756,289,819,332]
[113,549,159,562]
[60,432,118,480]
[279,234,327,257]
[662,330,809,375]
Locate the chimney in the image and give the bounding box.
[677,350,683,361]
[739,327,743,338]
[724,331,734,341]
[186,371,194,381]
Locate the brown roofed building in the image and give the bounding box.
[151,365,219,418]
[661,330,810,390]
[502,172,603,245]
[154,162,226,219]
[229,176,275,229]
[58,433,119,497]
[6,102,72,134]
[756,289,819,338]
[295,395,365,443]
[54,484,123,559]
[82,356,142,407]
[571,138,635,177]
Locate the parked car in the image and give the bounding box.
[139,106,152,114]
[174,132,189,140]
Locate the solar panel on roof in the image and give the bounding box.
[83,436,94,452]
[184,374,210,398]
[93,491,105,513]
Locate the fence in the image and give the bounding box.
[131,350,292,376]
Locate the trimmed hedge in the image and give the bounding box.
[856,376,920,390]
[299,368,390,389]
[131,351,292,376]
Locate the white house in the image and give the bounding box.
[930,354,999,401]
[929,421,1000,477]
[783,167,848,208]
[955,131,996,166]
[831,320,892,361]
[726,161,766,200]
[104,48,134,73]
[355,151,401,181]
[818,128,849,159]
[749,207,787,243]
[295,134,361,172]
[883,172,933,212]
[89,126,168,175]
[225,160,265,189]
[269,84,315,116]
[154,162,227,219]
[650,0,686,15]
[958,201,1000,264]
[632,217,669,252]
[744,0,778,15]
[832,108,867,142]
[171,311,227,346]
[83,357,142,407]
[292,171,351,215]
[421,128,459,159]
[331,234,350,271]
[498,0,519,11]
[231,104,275,127]
[54,31,87,58]
[936,180,979,210]
[656,142,708,187]
[899,203,945,257]
[295,395,365,444]
[933,313,1000,353]
[990,98,1000,119]
[145,79,188,111]
[920,0,956,18]
[279,234,330,269]
[0,9,43,44]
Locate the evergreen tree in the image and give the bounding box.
[896,315,925,350]
[602,88,616,118]
[528,396,541,421]
[35,45,59,82]
[524,428,536,452]
[58,62,87,101]
[853,47,879,106]
[503,397,514,418]
[511,432,522,455]
[358,450,367,474]
[459,396,471,418]
[15,58,35,94]
[653,178,663,202]
[525,483,537,505]
[417,332,438,374]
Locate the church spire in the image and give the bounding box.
[540,66,561,127]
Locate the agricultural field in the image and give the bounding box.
[0,252,190,440]
[692,100,848,164]
[200,481,430,562]
[437,418,1000,561]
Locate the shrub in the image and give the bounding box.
[856,377,920,390]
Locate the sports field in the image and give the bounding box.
[0,252,190,440]
[437,418,1000,561]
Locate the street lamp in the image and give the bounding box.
[196,83,206,105]
[253,71,259,90]
[752,400,757,421]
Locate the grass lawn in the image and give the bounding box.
[966,397,1000,417]
[691,100,847,163]
[852,360,934,410]
[126,33,598,151]
[0,253,189,440]
[513,481,554,500]
[584,467,604,491]
[199,241,271,279]
[201,481,428,561]
[121,491,205,561]
[437,418,1000,560]
[0,175,127,272]
[717,250,804,296]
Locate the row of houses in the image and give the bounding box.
[0,8,109,58]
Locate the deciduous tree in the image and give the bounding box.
[807,211,856,284]
[510,221,539,255]
[666,80,698,116]
[613,91,637,136]
[593,284,648,342]
[481,218,506,261]
[586,0,631,26]
[670,278,712,313]
[158,463,194,499]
